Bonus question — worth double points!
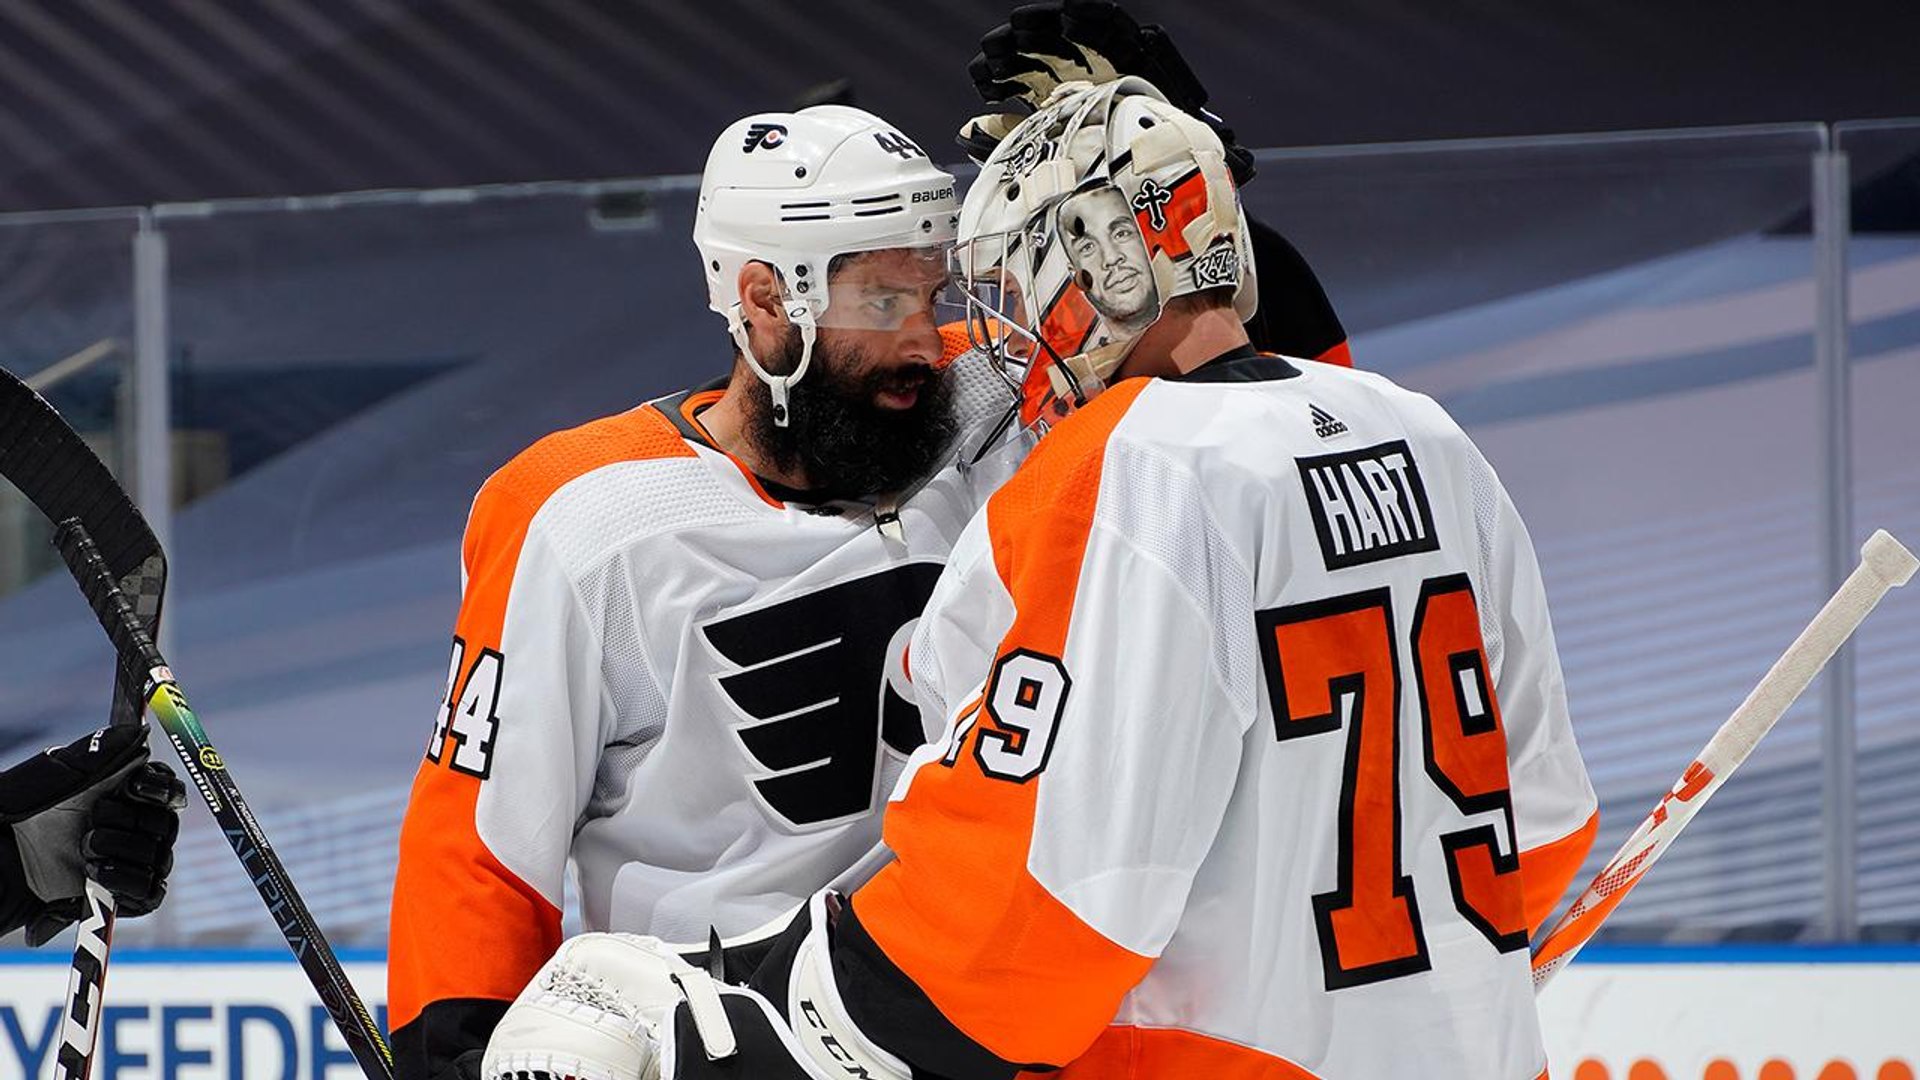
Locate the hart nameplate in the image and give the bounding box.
[1297,440,1440,570]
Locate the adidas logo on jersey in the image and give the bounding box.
[1310,403,1348,439]
[1296,440,1441,570]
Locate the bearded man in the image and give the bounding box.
[386,105,1027,1080]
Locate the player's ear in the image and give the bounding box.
[736,261,790,333]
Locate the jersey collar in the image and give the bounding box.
[650,379,856,507]
[1171,344,1304,384]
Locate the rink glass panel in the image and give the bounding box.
[1837,120,1920,934]
[7,124,1918,950]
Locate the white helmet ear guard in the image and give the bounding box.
[952,77,1254,428]
[695,105,960,425]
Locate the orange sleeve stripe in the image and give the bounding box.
[1059,1026,1326,1080]
[388,407,693,1030]
[389,765,560,1027]
[1520,810,1600,935]
[856,380,1154,1067]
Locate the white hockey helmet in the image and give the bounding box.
[694,105,961,425]
[954,77,1257,427]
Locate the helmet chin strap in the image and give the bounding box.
[729,300,819,428]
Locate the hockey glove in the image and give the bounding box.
[960,0,1257,184]
[0,724,185,944]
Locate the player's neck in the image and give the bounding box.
[1116,306,1252,380]
[697,374,815,490]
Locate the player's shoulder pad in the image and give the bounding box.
[479,405,695,514]
[461,406,699,572]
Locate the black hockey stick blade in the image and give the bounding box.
[52,519,395,1080]
[0,366,166,724]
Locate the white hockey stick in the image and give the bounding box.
[1531,528,1917,991]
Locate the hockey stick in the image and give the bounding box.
[48,879,117,1080]
[0,367,167,1080]
[51,520,395,1080]
[0,369,393,1079]
[1531,529,1918,991]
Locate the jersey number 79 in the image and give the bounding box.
[1258,573,1528,991]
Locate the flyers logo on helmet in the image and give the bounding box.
[1009,136,1052,177]
[743,123,787,152]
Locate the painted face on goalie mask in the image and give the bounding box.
[1059,186,1158,334]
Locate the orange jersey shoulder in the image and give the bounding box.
[392,403,693,1034]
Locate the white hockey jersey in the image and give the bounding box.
[838,350,1598,1079]
[388,355,1027,1064]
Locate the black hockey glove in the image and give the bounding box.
[0,725,186,944]
[960,0,1257,185]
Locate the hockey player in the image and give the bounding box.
[1,725,185,944]
[483,77,1599,1080]
[386,103,1032,1080]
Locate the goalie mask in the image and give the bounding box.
[954,77,1257,428]
[695,106,960,425]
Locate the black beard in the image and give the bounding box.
[747,330,958,499]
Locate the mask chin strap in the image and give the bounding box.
[1046,336,1138,407]
[728,300,819,428]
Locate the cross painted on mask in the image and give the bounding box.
[1130,179,1174,232]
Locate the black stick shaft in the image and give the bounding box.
[53,519,395,1080]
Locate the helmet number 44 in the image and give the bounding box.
[873,132,926,160]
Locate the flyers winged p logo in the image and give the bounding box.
[743,123,788,153]
[703,563,943,830]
